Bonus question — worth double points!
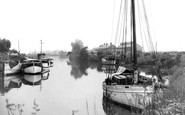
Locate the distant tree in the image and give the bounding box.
[59,50,68,59]
[71,39,84,53]
[70,39,85,61]
[78,46,89,62]
[0,38,11,53]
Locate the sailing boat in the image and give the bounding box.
[103,0,157,109]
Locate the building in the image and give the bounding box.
[116,42,143,55]
[96,43,116,55]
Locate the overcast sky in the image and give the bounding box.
[0,0,185,53]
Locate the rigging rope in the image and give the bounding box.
[136,0,145,52]
[141,0,155,52]
[110,0,116,49]
[114,0,123,48]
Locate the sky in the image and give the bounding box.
[0,0,185,53]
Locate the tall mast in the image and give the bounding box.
[18,40,20,53]
[40,40,43,54]
[131,0,137,69]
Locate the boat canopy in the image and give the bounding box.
[112,66,133,76]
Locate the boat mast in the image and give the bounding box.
[40,40,43,54]
[18,40,20,53]
[131,0,137,69]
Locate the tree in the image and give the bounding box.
[0,38,11,53]
[71,39,84,53]
[59,50,68,59]
[9,49,19,54]
[70,39,84,61]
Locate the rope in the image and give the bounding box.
[142,0,155,52]
[137,0,145,52]
[114,0,123,47]
[110,0,116,47]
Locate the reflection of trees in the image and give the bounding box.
[68,39,106,78]
[70,60,88,79]
[69,58,106,79]
[0,74,22,96]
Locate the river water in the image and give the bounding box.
[0,57,136,115]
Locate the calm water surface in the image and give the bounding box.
[0,57,134,115]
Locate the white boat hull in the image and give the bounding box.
[4,62,22,75]
[23,66,42,74]
[42,62,49,68]
[49,59,54,67]
[103,82,154,109]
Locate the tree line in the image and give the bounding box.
[66,39,185,80]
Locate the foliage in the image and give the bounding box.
[71,39,84,55]
[59,50,68,59]
[0,38,11,53]
[69,39,89,62]
[9,49,19,54]
[68,39,90,78]
[0,52,9,61]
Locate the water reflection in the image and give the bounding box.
[102,65,116,74]
[67,60,89,79]
[22,74,42,86]
[67,59,158,80]
[5,99,41,115]
[103,96,141,115]
[32,99,40,115]
[0,72,50,115]
[0,71,50,96]
[0,74,22,96]
[6,99,24,115]
[67,59,117,79]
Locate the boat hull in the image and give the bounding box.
[3,61,22,75]
[22,59,43,74]
[102,82,154,109]
[23,66,42,74]
[41,58,54,68]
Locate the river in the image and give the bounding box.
[0,56,136,115]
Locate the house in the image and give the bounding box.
[116,42,143,55]
[96,43,116,55]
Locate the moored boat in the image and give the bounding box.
[103,0,158,110]
[103,66,155,109]
[21,59,43,74]
[41,58,54,68]
[37,53,54,68]
[1,60,22,75]
[47,58,54,67]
